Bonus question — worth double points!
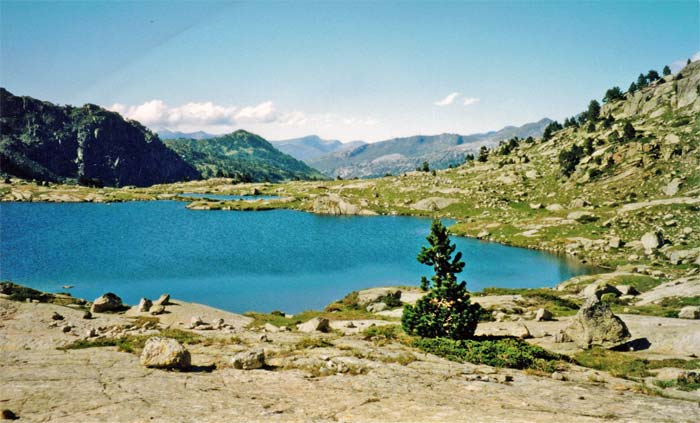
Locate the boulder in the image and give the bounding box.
[140,337,191,370]
[641,231,664,251]
[476,230,490,239]
[534,308,553,321]
[616,285,639,296]
[569,198,590,208]
[231,349,265,370]
[663,178,682,196]
[564,296,631,349]
[582,281,620,299]
[150,305,165,315]
[51,312,64,321]
[190,316,204,328]
[567,211,598,223]
[546,204,564,212]
[263,323,280,333]
[529,203,543,209]
[153,294,170,307]
[678,306,700,320]
[410,197,459,211]
[608,237,623,249]
[91,293,123,313]
[513,323,531,339]
[297,317,331,333]
[138,298,152,313]
[366,302,388,313]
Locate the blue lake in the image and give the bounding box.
[0,201,594,313]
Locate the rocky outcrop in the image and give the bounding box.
[139,337,191,370]
[0,88,200,187]
[678,306,700,319]
[91,293,123,313]
[311,194,376,215]
[297,317,331,333]
[410,197,459,211]
[564,297,631,349]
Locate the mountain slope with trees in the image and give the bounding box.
[0,88,199,187]
[271,135,366,162]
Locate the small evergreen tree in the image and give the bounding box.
[543,120,563,140]
[421,161,430,172]
[637,73,648,88]
[603,114,614,128]
[628,81,638,93]
[477,146,489,162]
[603,86,623,103]
[647,70,660,82]
[688,58,692,65]
[402,220,481,340]
[587,100,601,122]
[623,122,636,140]
[662,65,671,76]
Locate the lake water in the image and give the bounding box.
[0,201,594,313]
[179,193,280,201]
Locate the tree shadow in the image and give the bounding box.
[611,337,651,352]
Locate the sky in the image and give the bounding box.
[1,1,698,142]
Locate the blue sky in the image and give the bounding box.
[1,1,698,142]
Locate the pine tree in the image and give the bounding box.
[662,65,671,76]
[421,161,430,172]
[688,58,692,65]
[402,220,481,340]
[623,122,636,140]
[477,146,489,162]
[628,81,638,94]
[603,86,623,103]
[647,70,660,82]
[637,73,648,88]
[587,100,601,121]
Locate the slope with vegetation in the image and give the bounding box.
[162,130,327,182]
[307,118,552,178]
[0,88,199,187]
[271,135,365,162]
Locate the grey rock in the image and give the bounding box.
[153,293,170,307]
[150,305,165,315]
[297,317,331,333]
[91,293,123,313]
[678,306,700,319]
[140,337,191,370]
[231,349,265,370]
[641,231,664,251]
[608,237,622,249]
[564,296,631,349]
[263,323,280,333]
[534,308,553,321]
[582,281,621,300]
[616,285,639,296]
[663,178,682,196]
[567,211,598,223]
[51,312,64,321]
[138,298,152,313]
[366,302,388,313]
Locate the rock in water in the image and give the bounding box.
[231,349,265,370]
[91,292,123,313]
[140,337,191,370]
[297,317,331,333]
[138,298,152,313]
[564,296,630,349]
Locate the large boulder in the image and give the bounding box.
[564,297,631,349]
[91,293,123,313]
[140,337,191,370]
[138,298,152,313]
[641,231,664,251]
[297,317,331,333]
[231,349,265,370]
[153,293,170,307]
[678,306,700,320]
[663,178,682,196]
[534,308,553,321]
[582,281,621,300]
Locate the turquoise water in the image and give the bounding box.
[0,201,594,313]
[179,193,280,201]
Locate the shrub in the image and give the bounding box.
[402,220,481,340]
[623,122,636,140]
[413,337,561,371]
[558,144,584,177]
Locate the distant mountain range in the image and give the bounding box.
[270,135,366,162]
[0,88,199,187]
[307,119,552,178]
[164,130,326,182]
[158,129,217,140]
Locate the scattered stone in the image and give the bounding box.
[582,281,621,300]
[663,178,682,196]
[366,302,388,313]
[345,322,357,328]
[51,311,64,321]
[608,237,623,249]
[567,211,598,223]
[190,316,204,328]
[61,325,72,333]
[678,306,700,319]
[258,334,269,342]
[570,198,590,208]
[616,285,639,296]
[138,298,152,313]
[513,323,531,339]
[140,337,191,370]
[85,328,97,338]
[546,203,564,212]
[263,323,279,333]
[641,231,664,251]
[231,349,265,370]
[153,293,170,307]
[213,318,225,330]
[297,317,331,333]
[551,372,566,381]
[496,374,513,383]
[150,305,165,315]
[476,230,490,239]
[534,308,553,321]
[564,296,631,349]
[91,292,123,313]
[82,310,92,320]
[529,203,543,209]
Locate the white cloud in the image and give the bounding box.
[107,99,376,134]
[434,92,460,106]
[670,51,700,73]
[463,97,480,106]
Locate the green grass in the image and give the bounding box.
[412,336,562,372]
[606,275,661,293]
[612,296,700,318]
[477,287,580,316]
[572,348,700,379]
[59,329,204,354]
[653,373,700,391]
[295,337,334,349]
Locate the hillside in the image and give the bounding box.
[164,130,326,182]
[271,135,366,162]
[158,129,216,140]
[0,88,199,187]
[308,118,552,178]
